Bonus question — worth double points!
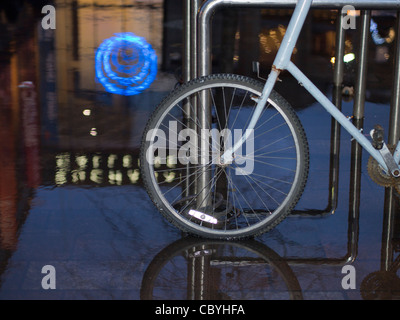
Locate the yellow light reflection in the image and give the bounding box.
[92,155,101,169]
[55,153,70,185]
[108,170,123,185]
[123,155,132,168]
[90,169,103,184]
[128,169,140,183]
[163,171,176,183]
[108,154,117,168]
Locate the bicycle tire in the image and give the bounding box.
[140,74,309,239]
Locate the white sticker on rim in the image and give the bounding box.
[188,209,218,225]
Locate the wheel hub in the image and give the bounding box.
[217,153,233,167]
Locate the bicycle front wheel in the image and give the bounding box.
[140,74,309,239]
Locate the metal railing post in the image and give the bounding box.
[183,1,202,197]
[381,188,397,271]
[333,11,346,87]
[344,12,371,260]
[327,10,347,216]
[183,0,192,83]
[388,11,400,145]
[384,12,400,270]
[191,0,202,80]
[184,0,202,82]
[353,10,371,120]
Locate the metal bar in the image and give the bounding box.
[381,188,397,271]
[183,0,192,83]
[388,11,400,146]
[353,10,371,120]
[183,1,192,198]
[184,0,202,82]
[198,0,400,77]
[191,0,201,80]
[327,11,346,215]
[345,14,369,264]
[200,0,400,11]
[347,118,363,263]
[192,0,211,208]
[333,10,346,87]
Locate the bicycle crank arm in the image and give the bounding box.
[370,127,400,177]
[378,144,400,177]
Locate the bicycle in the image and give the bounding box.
[140,0,400,239]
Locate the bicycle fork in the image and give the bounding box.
[220,0,400,178]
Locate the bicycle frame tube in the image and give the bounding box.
[221,0,313,163]
[287,61,388,170]
[221,0,391,172]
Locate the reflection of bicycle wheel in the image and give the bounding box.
[361,270,400,300]
[140,74,309,239]
[140,237,303,300]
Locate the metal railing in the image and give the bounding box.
[183,0,400,267]
[194,0,400,142]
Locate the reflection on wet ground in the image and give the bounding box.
[0,0,400,300]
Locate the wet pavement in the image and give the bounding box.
[0,1,400,300]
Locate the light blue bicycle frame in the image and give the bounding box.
[221,0,400,174]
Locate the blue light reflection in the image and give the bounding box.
[95,33,157,96]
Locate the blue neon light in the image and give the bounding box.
[370,19,386,45]
[95,32,157,96]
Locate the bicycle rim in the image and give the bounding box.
[141,75,308,239]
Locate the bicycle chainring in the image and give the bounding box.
[367,145,400,192]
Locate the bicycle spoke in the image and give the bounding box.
[224,170,265,222]
[234,163,282,206]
